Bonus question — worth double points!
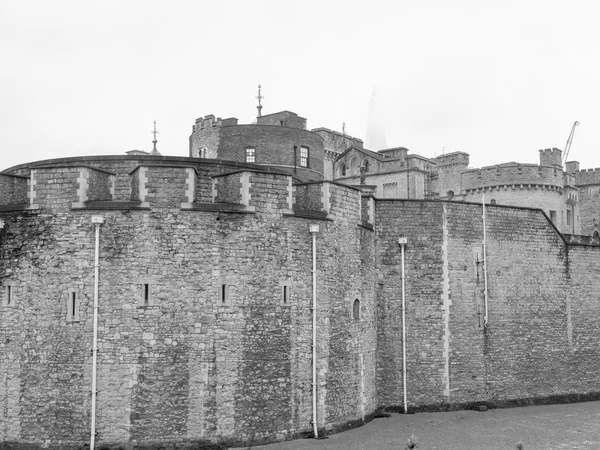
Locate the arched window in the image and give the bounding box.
[349,156,358,175]
[340,164,347,177]
[594,230,600,239]
[363,160,369,173]
[353,299,360,320]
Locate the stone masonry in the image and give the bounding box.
[2,153,600,449]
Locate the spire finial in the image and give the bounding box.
[151,120,161,155]
[256,84,263,118]
[342,122,346,136]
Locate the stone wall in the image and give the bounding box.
[578,188,600,236]
[4,153,600,448]
[189,115,223,159]
[0,174,28,206]
[375,199,600,411]
[0,158,376,448]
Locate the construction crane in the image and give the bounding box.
[562,121,580,165]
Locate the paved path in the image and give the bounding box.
[251,401,600,450]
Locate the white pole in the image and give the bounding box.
[398,236,408,413]
[482,196,489,326]
[90,216,104,449]
[309,224,320,438]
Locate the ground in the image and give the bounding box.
[252,401,600,450]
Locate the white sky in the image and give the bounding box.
[1,0,599,172]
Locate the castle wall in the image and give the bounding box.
[578,187,600,236]
[0,174,28,205]
[337,170,427,200]
[375,200,600,410]
[311,128,364,153]
[0,159,376,448]
[257,111,306,129]
[189,115,222,159]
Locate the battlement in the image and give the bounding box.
[192,115,238,133]
[462,163,564,191]
[0,173,29,207]
[378,147,409,159]
[311,127,364,153]
[256,110,306,129]
[575,167,600,186]
[431,151,470,167]
[0,157,366,225]
[539,147,563,167]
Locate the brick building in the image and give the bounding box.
[1,110,600,448]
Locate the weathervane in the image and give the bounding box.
[256,84,263,118]
[151,121,160,155]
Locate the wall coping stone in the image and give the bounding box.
[32,164,116,176]
[182,203,256,213]
[71,201,150,210]
[129,164,199,176]
[284,209,333,221]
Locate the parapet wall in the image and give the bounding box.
[431,151,469,167]
[0,156,376,448]
[462,164,564,191]
[539,147,562,166]
[375,199,600,411]
[0,174,28,206]
[575,167,600,186]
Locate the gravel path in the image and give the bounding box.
[250,401,600,450]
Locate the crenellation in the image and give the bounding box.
[3,113,600,449]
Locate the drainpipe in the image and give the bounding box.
[398,236,408,413]
[294,145,298,175]
[90,216,105,450]
[309,224,320,438]
[482,196,488,326]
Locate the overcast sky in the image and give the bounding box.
[2,0,599,172]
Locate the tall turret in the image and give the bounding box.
[539,147,562,167]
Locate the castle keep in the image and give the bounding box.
[2,110,600,449]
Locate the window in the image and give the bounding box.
[594,230,600,239]
[143,284,150,305]
[363,160,369,173]
[349,156,357,175]
[245,147,256,163]
[340,164,347,176]
[353,299,361,320]
[217,283,231,306]
[567,209,572,226]
[300,146,309,168]
[279,281,291,306]
[138,278,154,307]
[3,281,16,307]
[66,289,80,322]
[549,210,557,223]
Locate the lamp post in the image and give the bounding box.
[309,224,319,438]
[398,235,408,413]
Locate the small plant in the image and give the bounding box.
[406,434,419,449]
